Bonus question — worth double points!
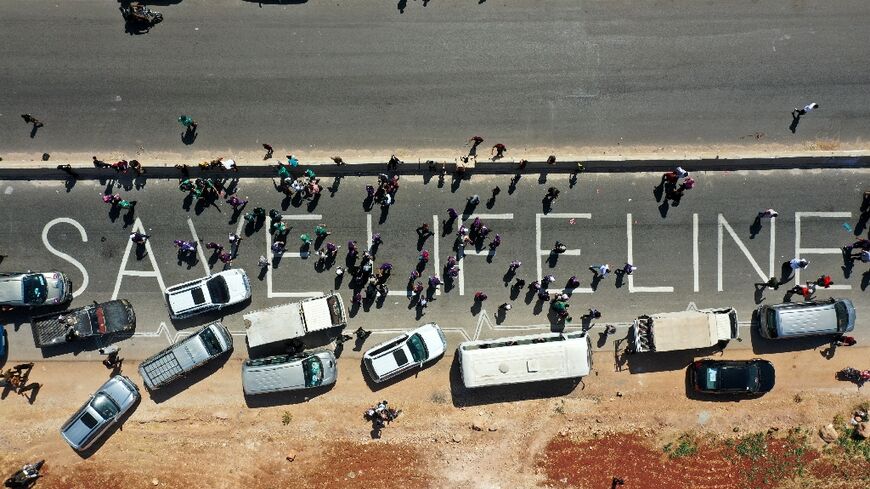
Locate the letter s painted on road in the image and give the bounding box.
[41,218,89,298]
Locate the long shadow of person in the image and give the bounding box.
[182,127,197,145]
[397,0,407,13]
[789,113,800,134]
[588,269,603,291]
[749,214,763,239]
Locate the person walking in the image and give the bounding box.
[205,241,223,253]
[271,241,286,254]
[226,195,248,209]
[99,345,122,370]
[299,233,312,245]
[178,115,197,131]
[816,274,834,288]
[21,114,44,128]
[792,103,819,118]
[755,276,780,290]
[508,260,522,272]
[621,263,637,275]
[836,335,857,346]
[258,255,270,269]
[468,194,480,205]
[473,291,487,302]
[552,241,567,254]
[491,143,507,159]
[758,208,778,218]
[591,264,610,278]
[416,223,433,239]
[130,232,150,244]
[789,258,810,270]
[498,303,512,313]
[314,224,331,238]
[468,135,484,148]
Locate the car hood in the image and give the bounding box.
[0,278,22,303]
[223,269,251,302]
[101,377,139,409]
[757,362,776,392]
[417,324,447,360]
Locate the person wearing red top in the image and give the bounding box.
[836,336,857,347]
[816,275,834,288]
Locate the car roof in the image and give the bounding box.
[369,343,412,377]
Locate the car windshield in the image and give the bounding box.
[303,356,324,387]
[22,274,48,304]
[407,333,429,363]
[834,302,850,331]
[765,309,778,338]
[92,393,120,419]
[199,327,223,356]
[206,276,230,304]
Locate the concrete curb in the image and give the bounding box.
[0,155,868,180]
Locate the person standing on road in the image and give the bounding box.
[130,232,150,244]
[258,255,270,269]
[789,258,810,270]
[620,263,637,275]
[99,345,122,370]
[473,291,487,302]
[758,208,778,219]
[591,264,610,278]
[792,103,819,118]
[491,143,507,159]
[20,114,44,128]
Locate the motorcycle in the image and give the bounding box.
[120,2,163,27]
[4,460,44,488]
[836,367,870,387]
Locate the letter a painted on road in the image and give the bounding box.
[112,217,166,299]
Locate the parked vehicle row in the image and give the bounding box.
[4,263,859,451]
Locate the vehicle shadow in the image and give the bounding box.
[624,345,723,374]
[168,298,253,330]
[75,394,141,459]
[244,383,334,409]
[359,354,444,393]
[448,355,580,407]
[147,352,233,404]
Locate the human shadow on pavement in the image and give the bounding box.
[449,355,580,407]
[789,114,800,134]
[749,215,763,239]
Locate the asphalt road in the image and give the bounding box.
[0,169,868,362]
[2,0,869,154]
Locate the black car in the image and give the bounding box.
[690,359,775,396]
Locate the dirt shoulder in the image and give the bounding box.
[0,346,867,489]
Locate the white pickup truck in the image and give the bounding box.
[631,308,739,353]
[243,293,347,349]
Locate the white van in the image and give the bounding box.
[458,331,592,388]
[241,350,337,395]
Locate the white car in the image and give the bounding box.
[363,323,447,383]
[165,269,251,320]
[0,271,72,307]
[60,375,140,451]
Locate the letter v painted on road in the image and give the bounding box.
[717,214,774,292]
[626,214,673,292]
[111,217,167,300]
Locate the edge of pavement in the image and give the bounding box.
[1,146,869,180]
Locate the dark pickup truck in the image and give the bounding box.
[30,299,136,348]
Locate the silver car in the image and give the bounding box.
[0,271,72,307]
[363,323,447,383]
[165,269,251,320]
[60,375,140,451]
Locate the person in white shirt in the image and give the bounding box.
[792,103,819,117]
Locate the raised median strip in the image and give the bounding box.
[1,151,869,180]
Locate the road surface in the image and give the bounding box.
[1,0,869,154]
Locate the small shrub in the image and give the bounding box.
[429,391,448,405]
[793,393,803,403]
[282,411,292,426]
[837,428,870,461]
[735,432,767,460]
[663,434,698,459]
